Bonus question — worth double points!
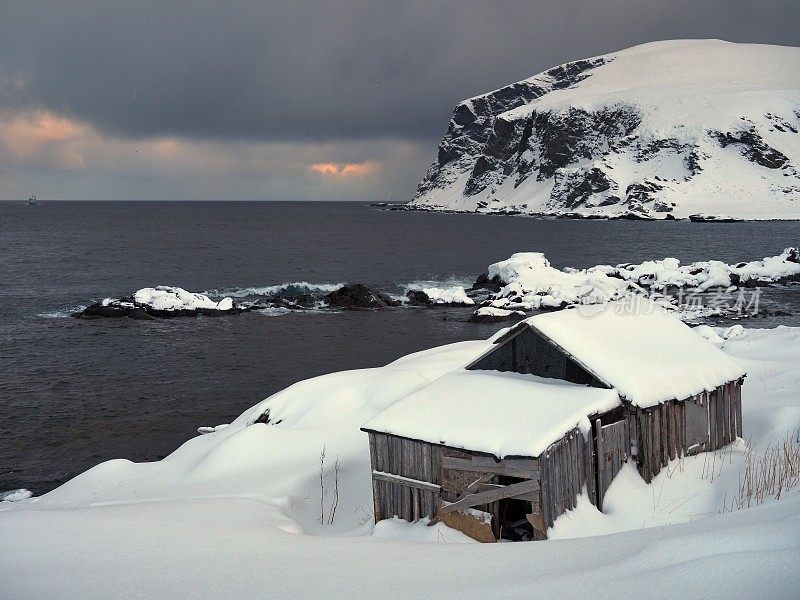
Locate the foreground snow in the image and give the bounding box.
[1,327,799,598]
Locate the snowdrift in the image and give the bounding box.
[2,326,800,597]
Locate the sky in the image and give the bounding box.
[1,1,798,201]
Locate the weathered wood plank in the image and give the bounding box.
[439,480,539,515]
[540,451,551,527]
[441,456,538,479]
[721,384,728,445]
[594,419,604,509]
[584,432,596,505]
[735,380,744,439]
[372,470,441,493]
[711,390,718,449]
[675,402,685,457]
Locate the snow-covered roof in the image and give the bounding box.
[500,300,746,408]
[362,370,621,458]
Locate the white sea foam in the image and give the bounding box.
[205,282,346,298]
[37,305,87,319]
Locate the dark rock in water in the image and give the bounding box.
[324,284,400,309]
[271,294,318,309]
[73,294,252,320]
[74,302,132,319]
[471,272,505,291]
[406,289,433,306]
[128,308,156,320]
[468,308,527,323]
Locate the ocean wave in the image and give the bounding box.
[255,306,339,317]
[37,305,87,319]
[401,276,475,293]
[204,282,346,299]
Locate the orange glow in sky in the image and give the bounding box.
[311,161,378,177]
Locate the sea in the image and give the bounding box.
[1,200,798,494]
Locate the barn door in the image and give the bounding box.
[594,418,629,511]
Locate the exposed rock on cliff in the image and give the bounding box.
[409,40,800,220]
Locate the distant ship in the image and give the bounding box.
[27,195,38,206]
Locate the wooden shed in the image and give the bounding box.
[362,302,746,541]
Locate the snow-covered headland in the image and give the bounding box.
[407,40,800,220]
[1,320,799,597]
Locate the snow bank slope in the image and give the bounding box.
[1,327,799,598]
[411,40,800,220]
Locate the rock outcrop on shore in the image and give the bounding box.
[70,248,798,324]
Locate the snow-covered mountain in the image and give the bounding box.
[409,40,800,220]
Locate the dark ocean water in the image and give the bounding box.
[1,201,798,494]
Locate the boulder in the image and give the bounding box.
[406,289,433,306]
[468,307,527,323]
[471,272,504,292]
[324,284,400,309]
[73,302,132,319]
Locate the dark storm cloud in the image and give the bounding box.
[1,0,798,144]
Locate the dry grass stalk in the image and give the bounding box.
[319,446,326,524]
[726,428,800,512]
[327,457,340,524]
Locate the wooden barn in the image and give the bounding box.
[361,302,746,541]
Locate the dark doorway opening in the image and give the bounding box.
[499,497,534,541]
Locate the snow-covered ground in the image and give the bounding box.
[1,326,799,598]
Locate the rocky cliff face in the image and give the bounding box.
[410,40,800,220]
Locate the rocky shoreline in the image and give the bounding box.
[371,203,796,222]
[72,248,798,324]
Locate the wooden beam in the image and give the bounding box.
[442,456,539,479]
[438,479,539,515]
[371,470,441,493]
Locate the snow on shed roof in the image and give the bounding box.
[362,370,621,458]
[511,300,746,408]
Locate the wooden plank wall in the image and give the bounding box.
[595,418,629,511]
[636,401,685,483]
[707,380,743,452]
[635,380,743,482]
[539,428,594,530]
[368,432,442,522]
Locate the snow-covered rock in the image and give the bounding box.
[602,247,800,290]
[74,286,246,319]
[473,248,799,317]
[410,40,800,220]
[483,252,637,310]
[0,489,32,502]
[468,306,526,323]
[406,285,474,306]
[133,286,234,312]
